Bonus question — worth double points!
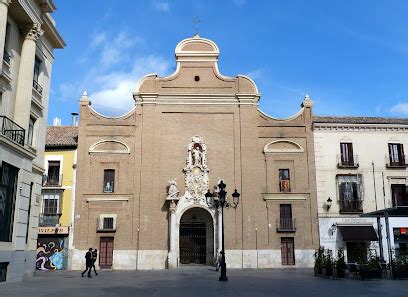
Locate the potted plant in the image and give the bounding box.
[333,248,346,279]
[314,246,325,276]
[360,250,382,280]
[392,250,408,280]
[322,249,333,277]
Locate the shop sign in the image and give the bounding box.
[38,226,69,235]
[401,228,407,235]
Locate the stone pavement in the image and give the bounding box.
[0,267,407,297]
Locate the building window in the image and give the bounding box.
[103,217,114,230]
[33,57,41,83]
[27,116,35,146]
[278,204,295,231]
[44,161,61,186]
[340,142,355,166]
[41,192,61,215]
[337,175,363,213]
[0,162,19,242]
[279,169,290,192]
[391,184,408,207]
[281,237,295,265]
[0,262,8,282]
[103,169,115,193]
[393,228,408,257]
[388,143,405,166]
[3,23,11,64]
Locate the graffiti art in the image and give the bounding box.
[36,237,65,270]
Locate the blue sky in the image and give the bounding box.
[49,0,408,125]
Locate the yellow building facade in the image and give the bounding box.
[36,126,77,270]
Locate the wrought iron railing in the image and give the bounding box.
[39,213,61,227]
[0,115,25,146]
[337,154,359,168]
[276,218,296,232]
[96,217,116,232]
[42,174,63,187]
[339,199,363,213]
[3,51,11,64]
[385,154,407,168]
[33,80,43,94]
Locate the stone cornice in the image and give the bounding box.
[314,122,408,132]
[19,0,42,24]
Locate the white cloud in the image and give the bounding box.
[153,1,170,12]
[89,56,171,115]
[390,103,408,115]
[91,32,106,48]
[100,31,142,67]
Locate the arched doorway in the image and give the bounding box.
[179,207,214,265]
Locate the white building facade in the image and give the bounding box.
[0,0,64,282]
[314,116,408,263]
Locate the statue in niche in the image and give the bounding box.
[167,179,179,200]
[192,145,202,166]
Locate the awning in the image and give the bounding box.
[337,225,378,242]
[360,206,408,218]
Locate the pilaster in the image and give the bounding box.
[0,0,12,73]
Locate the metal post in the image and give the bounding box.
[219,205,228,281]
[382,172,393,278]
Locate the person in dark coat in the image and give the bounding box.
[91,249,98,276]
[81,248,93,278]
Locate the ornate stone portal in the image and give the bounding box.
[166,136,218,268]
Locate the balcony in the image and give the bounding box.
[39,213,61,227]
[3,51,11,64]
[33,80,43,95]
[276,218,296,232]
[103,181,114,193]
[96,217,116,233]
[42,174,63,187]
[0,115,25,146]
[339,199,363,214]
[386,155,407,169]
[337,155,359,168]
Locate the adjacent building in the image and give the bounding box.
[71,35,319,270]
[36,123,77,271]
[0,0,65,282]
[314,116,408,263]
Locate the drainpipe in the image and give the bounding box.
[382,172,393,278]
[372,162,384,261]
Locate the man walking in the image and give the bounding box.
[81,248,93,278]
[91,249,98,276]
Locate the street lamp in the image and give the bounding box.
[206,180,240,282]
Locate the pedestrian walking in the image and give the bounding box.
[81,248,93,278]
[92,249,98,276]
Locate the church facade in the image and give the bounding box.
[70,36,319,270]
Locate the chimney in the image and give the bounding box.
[52,117,61,126]
[71,112,79,126]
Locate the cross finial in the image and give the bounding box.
[194,17,201,36]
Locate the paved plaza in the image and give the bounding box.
[0,268,407,297]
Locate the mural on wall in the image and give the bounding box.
[36,238,65,270]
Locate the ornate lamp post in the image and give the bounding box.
[205,180,240,282]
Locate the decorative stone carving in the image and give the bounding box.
[169,200,177,213]
[21,23,44,41]
[183,136,209,204]
[166,179,179,200]
[0,0,12,6]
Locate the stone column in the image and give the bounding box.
[0,0,12,71]
[168,200,178,268]
[13,23,43,133]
